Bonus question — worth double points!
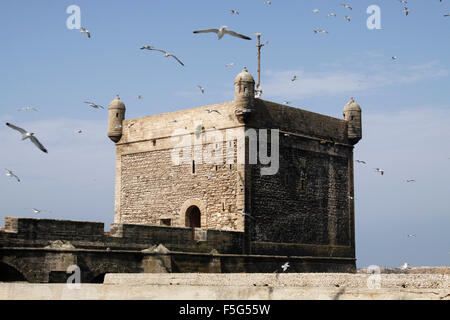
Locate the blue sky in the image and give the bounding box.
[0,0,449,269]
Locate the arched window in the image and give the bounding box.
[185,205,201,228]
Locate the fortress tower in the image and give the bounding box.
[106,67,362,269]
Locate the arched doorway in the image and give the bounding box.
[185,205,201,228]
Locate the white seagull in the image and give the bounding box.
[392,56,398,61]
[355,160,366,164]
[344,16,351,22]
[141,47,185,66]
[205,109,221,115]
[18,107,38,112]
[6,122,48,153]
[281,262,290,272]
[230,10,239,15]
[30,208,51,214]
[406,179,416,183]
[341,3,352,10]
[328,13,337,17]
[80,27,91,38]
[400,262,409,270]
[404,7,409,16]
[84,101,104,109]
[5,169,20,182]
[193,26,252,40]
[225,62,235,67]
[313,29,328,34]
[291,75,297,82]
[375,168,384,175]
[198,85,205,94]
[136,95,143,99]
[407,234,416,238]
[264,1,271,5]
[312,9,319,14]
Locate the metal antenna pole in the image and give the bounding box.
[256,33,262,89]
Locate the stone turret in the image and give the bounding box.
[234,67,255,122]
[343,97,362,145]
[107,95,126,143]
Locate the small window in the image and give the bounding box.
[160,219,171,226]
[244,87,247,93]
[215,165,218,171]
[116,113,119,118]
[351,116,354,120]
[152,139,156,146]
[192,160,195,174]
[299,179,306,192]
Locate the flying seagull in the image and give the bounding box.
[291,75,297,82]
[198,85,205,94]
[225,62,235,67]
[5,169,20,182]
[313,29,328,34]
[76,130,83,134]
[312,9,319,13]
[399,0,407,4]
[205,173,212,180]
[84,101,104,109]
[136,95,143,99]
[341,3,352,10]
[407,234,416,238]
[400,262,408,270]
[445,14,450,17]
[6,122,48,153]
[392,56,398,61]
[264,1,271,5]
[281,262,290,272]
[406,179,416,182]
[205,109,221,114]
[328,13,337,17]
[80,27,91,38]
[344,16,351,22]
[30,208,51,214]
[355,160,366,164]
[230,10,239,15]
[283,101,291,105]
[18,107,38,112]
[375,168,384,175]
[193,26,252,40]
[404,7,409,16]
[141,47,184,66]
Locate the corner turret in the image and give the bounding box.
[343,97,362,145]
[107,95,126,143]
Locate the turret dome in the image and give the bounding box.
[343,97,361,112]
[234,67,255,84]
[109,95,125,110]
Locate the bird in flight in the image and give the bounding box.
[205,173,212,180]
[399,0,407,4]
[198,85,205,94]
[406,179,416,182]
[29,208,51,214]
[400,262,409,270]
[404,7,409,16]
[18,107,38,112]
[291,75,297,82]
[344,16,351,22]
[5,169,20,182]
[193,26,251,40]
[283,101,291,105]
[264,1,271,5]
[80,27,91,38]
[313,29,328,34]
[205,109,221,114]
[281,262,290,272]
[6,122,48,153]
[225,62,235,67]
[136,95,143,99]
[407,234,416,238]
[328,13,337,17]
[230,9,239,15]
[141,46,184,66]
[76,130,83,134]
[375,168,384,175]
[84,101,104,109]
[341,3,352,10]
[445,14,450,17]
[312,9,319,14]
[392,56,398,61]
[355,160,366,164]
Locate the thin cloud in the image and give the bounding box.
[261,62,449,99]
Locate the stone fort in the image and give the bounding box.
[0,68,362,283]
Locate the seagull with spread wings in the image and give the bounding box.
[5,169,20,182]
[84,101,104,109]
[193,26,252,40]
[6,122,48,153]
[18,107,38,112]
[80,27,91,38]
[141,46,184,66]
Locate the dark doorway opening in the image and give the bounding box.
[185,205,201,228]
[0,262,27,282]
